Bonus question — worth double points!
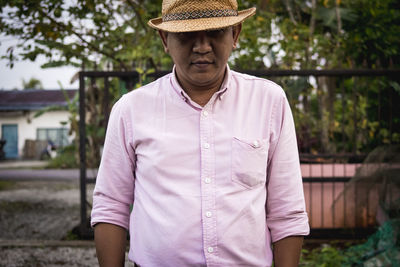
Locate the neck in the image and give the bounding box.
[176,69,226,107]
[184,86,219,107]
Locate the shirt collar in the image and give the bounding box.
[170,65,231,104]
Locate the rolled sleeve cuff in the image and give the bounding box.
[267,212,310,243]
[91,193,131,230]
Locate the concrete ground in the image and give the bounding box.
[0,160,48,169]
[0,160,98,181]
[0,241,134,267]
[0,161,134,267]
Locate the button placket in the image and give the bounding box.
[199,105,218,265]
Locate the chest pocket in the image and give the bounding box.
[231,137,268,189]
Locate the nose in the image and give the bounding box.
[192,32,212,54]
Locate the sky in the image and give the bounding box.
[0,36,79,90]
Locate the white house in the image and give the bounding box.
[0,89,77,159]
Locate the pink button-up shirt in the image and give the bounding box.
[91,66,309,267]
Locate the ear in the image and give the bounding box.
[232,24,242,49]
[158,30,169,53]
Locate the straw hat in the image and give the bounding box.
[148,0,256,33]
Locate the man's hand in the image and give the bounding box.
[273,236,304,267]
[94,223,127,267]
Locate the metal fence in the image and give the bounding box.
[78,69,400,238]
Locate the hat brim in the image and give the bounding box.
[148,7,256,33]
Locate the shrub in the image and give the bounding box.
[46,145,79,169]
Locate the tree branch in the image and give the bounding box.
[306,0,317,68]
[335,0,342,35]
[284,0,297,25]
[125,0,148,33]
[37,8,129,70]
[309,0,317,37]
[259,0,269,11]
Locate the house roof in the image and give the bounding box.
[0,89,78,111]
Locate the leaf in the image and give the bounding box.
[389,81,400,94]
[34,105,67,118]
[135,67,144,74]
[40,61,69,68]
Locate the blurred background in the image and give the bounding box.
[0,0,399,266]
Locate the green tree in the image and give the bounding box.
[236,0,400,153]
[22,77,43,90]
[0,0,167,167]
[1,0,399,155]
[0,0,168,71]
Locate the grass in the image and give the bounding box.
[63,230,80,241]
[0,181,16,191]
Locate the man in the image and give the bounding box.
[91,0,309,266]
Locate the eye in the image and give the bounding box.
[206,28,227,38]
[175,32,196,41]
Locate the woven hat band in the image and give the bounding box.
[162,9,238,22]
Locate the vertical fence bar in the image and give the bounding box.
[378,86,382,146]
[352,78,358,153]
[332,159,335,227]
[76,69,399,237]
[127,78,133,91]
[353,78,358,227]
[321,163,324,227]
[389,87,393,142]
[309,164,313,228]
[103,77,110,132]
[79,72,87,235]
[390,172,393,210]
[343,180,346,227]
[341,82,346,152]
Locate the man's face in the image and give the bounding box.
[159,25,241,91]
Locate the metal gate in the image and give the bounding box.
[78,69,400,238]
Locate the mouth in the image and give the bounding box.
[191,60,214,69]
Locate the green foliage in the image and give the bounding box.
[63,229,80,241]
[1,0,399,154]
[237,0,400,153]
[343,220,400,266]
[301,220,400,266]
[1,0,399,71]
[47,144,79,169]
[301,245,345,267]
[22,77,43,90]
[33,85,81,166]
[0,0,167,71]
[343,0,400,68]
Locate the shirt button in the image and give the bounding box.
[253,140,260,148]
[204,143,210,149]
[206,211,212,218]
[204,177,211,184]
[207,247,214,253]
[203,110,209,117]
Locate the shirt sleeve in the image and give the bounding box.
[266,94,310,242]
[91,96,136,230]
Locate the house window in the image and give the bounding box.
[37,128,69,147]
